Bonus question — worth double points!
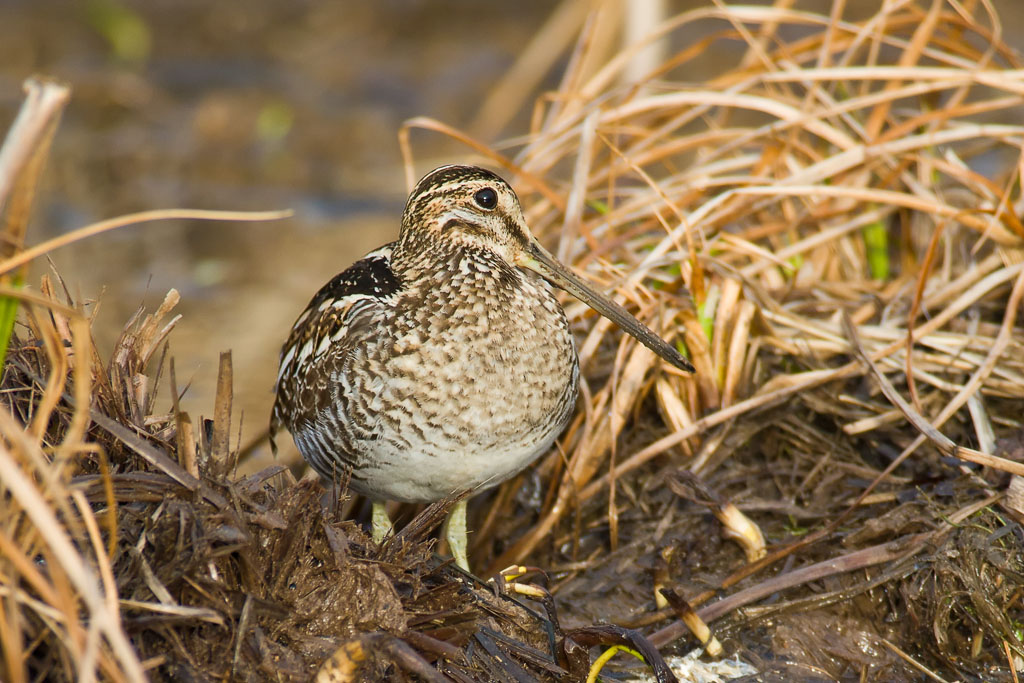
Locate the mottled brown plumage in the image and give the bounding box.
[270,165,693,570]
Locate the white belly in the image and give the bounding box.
[342,265,578,503]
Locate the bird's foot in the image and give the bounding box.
[371,500,393,544]
[444,499,470,572]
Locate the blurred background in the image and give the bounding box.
[2,0,1022,472]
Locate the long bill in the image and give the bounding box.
[518,239,695,373]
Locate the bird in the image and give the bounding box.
[270,164,694,572]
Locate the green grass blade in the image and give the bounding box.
[0,276,22,369]
[862,218,890,280]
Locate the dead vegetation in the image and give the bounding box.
[3,1,1024,681]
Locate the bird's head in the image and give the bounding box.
[400,164,695,373]
[401,164,531,263]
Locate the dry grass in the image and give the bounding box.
[3,0,1024,680]
[401,0,1024,677]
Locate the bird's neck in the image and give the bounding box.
[391,235,526,299]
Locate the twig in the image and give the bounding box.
[0,207,293,277]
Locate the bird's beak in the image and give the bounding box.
[517,238,695,373]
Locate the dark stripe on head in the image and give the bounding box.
[501,213,528,245]
[408,166,511,217]
[403,165,513,233]
[412,165,508,198]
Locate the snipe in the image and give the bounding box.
[270,165,694,571]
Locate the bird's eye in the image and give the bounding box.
[473,188,498,210]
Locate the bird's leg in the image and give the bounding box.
[444,499,470,572]
[371,500,393,544]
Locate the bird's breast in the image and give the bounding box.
[379,263,578,463]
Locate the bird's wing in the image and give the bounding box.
[269,244,399,455]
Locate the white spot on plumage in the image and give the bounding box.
[277,345,297,382]
[315,334,331,357]
[297,339,314,366]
